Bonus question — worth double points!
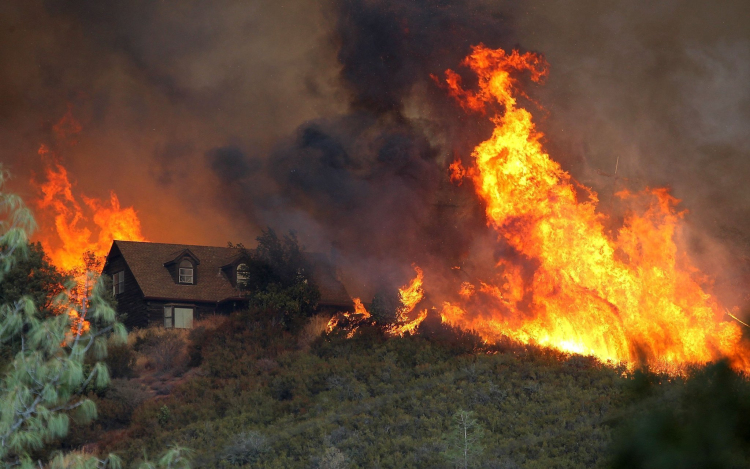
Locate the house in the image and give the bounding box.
[101,240,352,329]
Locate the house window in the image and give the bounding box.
[164,306,193,329]
[237,263,249,287]
[113,271,125,295]
[164,306,173,328]
[179,259,194,284]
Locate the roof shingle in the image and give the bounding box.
[106,240,351,306]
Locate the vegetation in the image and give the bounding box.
[0,168,124,468]
[4,172,750,468]
[611,361,750,468]
[369,289,400,326]
[84,305,750,469]
[235,229,320,332]
[0,241,69,317]
[443,410,486,469]
[0,169,190,469]
[96,312,626,468]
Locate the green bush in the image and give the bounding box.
[220,431,270,466]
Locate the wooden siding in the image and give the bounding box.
[103,251,150,329]
[145,300,219,327]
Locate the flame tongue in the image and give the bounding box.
[329,266,428,338]
[388,266,427,337]
[440,45,749,373]
[34,145,146,274]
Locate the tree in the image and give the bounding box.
[238,229,320,331]
[0,168,189,468]
[443,410,485,469]
[611,361,750,468]
[0,168,124,467]
[0,242,69,317]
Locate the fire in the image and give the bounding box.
[328,266,428,337]
[448,159,467,185]
[387,265,428,337]
[388,308,428,337]
[438,45,750,373]
[32,110,146,332]
[326,297,371,336]
[395,266,424,320]
[34,147,146,274]
[352,297,371,319]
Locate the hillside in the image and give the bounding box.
[77,311,632,468]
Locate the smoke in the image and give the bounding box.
[0,0,344,245]
[512,0,750,307]
[1,0,749,304]
[206,0,518,295]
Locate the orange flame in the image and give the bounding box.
[396,266,424,319]
[389,308,428,337]
[34,148,146,274]
[32,110,147,333]
[387,266,427,337]
[448,159,467,185]
[352,297,371,319]
[439,45,750,373]
[326,297,372,336]
[328,267,428,337]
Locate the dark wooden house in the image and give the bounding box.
[102,240,352,329]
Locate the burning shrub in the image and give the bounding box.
[298,314,331,349]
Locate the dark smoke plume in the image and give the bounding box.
[207,0,517,295]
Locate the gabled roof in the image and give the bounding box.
[163,248,201,266]
[104,240,352,306]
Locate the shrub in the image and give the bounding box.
[141,329,188,375]
[238,228,321,332]
[298,314,331,350]
[317,446,348,469]
[105,379,151,420]
[130,326,162,352]
[157,405,171,426]
[186,316,224,367]
[221,431,269,465]
[369,289,399,326]
[105,339,137,379]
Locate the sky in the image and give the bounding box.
[2,0,749,302]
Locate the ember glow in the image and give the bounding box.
[438,45,750,373]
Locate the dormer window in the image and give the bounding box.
[237,263,249,287]
[179,259,194,284]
